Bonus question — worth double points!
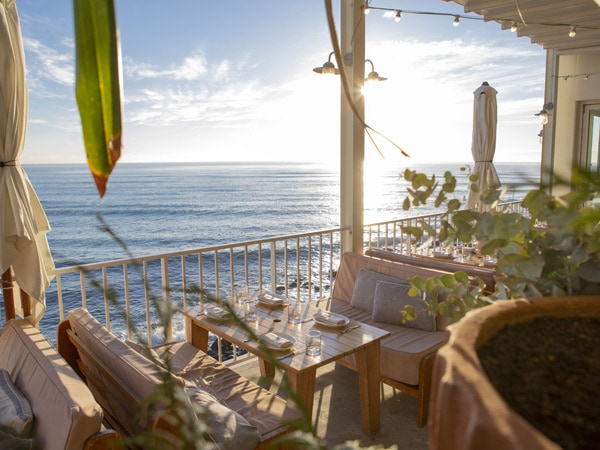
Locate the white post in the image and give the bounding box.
[340,0,365,254]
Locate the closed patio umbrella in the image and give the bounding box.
[1,0,54,324]
[466,81,501,211]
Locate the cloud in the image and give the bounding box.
[124,54,208,80]
[23,37,74,86]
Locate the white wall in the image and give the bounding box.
[545,48,600,193]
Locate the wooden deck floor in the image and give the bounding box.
[233,358,430,449]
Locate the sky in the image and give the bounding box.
[16,0,547,166]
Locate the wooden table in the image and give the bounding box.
[182,302,390,436]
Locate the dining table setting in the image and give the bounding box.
[182,289,390,436]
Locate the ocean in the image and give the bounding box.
[24,161,540,341]
[26,161,540,268]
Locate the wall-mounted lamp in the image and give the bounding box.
[312,52,340,75]
[313,54,387,82]
[365,59,387,82]
[534,102,554,125]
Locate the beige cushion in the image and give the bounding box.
[0,320,103,450]
[125,339,166,368]
[68,308,185,431]
[185,385,260,450]
[328,299,446,385]
[0,369,33,437]
[160,341,302,436]
[372,281,436,332]
[350,268,408,311]
[333,252,450,307]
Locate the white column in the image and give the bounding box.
[340,0,365,254]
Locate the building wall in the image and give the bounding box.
[545,48,600,194]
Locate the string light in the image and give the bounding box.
[365,3,600,36]
[555,71,600,82]
[569,26,577,37]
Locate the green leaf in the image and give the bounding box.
[74,0,122,198]
[403,305,416,322]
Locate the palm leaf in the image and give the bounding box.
[73,0,122,197]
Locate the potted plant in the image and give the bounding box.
[401,167,600,450]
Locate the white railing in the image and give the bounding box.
[46,227,345,358]
[39,201,527,361]
[363,200,527,254]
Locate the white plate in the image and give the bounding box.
[257,294,288,309]
[313,313,350,329]
[260,332,296,351]
[433,251,453,259]
[205,306,231,322]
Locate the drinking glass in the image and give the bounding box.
[288,302,302,324]
[305,330,321,356]
[244,300,258,322]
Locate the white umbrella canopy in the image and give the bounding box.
[1,0,54,324]
[466,82,501,211]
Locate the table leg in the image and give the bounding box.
[186,317,209,352]
[258,358,275,379]
[356,341,381,436]
[286,368,317,418]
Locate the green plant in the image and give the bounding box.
[401,167,600,322]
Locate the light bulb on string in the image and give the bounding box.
[363,4,370,15]
[569,26,577,37]
[510,21,518,32]
[453,16,460,27]
[395,11,402,22]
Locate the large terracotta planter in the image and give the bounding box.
[429,295,600,450]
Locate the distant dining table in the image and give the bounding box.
[182,295,390,436]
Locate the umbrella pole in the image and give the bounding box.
[2,268,16,321]
[20,289,31,317]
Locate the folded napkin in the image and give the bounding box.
[314,310,347,326]
[261,332,293,349]
[258,292,284,305]
[206,306,230,319]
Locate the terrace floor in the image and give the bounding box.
[233,358,430,449]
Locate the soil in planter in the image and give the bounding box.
[477,316,600,450]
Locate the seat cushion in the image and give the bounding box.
[159,341,302,437]
[0,369,33,438]
[328,299,446,385]
[0,320,103,450]
[372,281,436,331]
[185,385,260,450]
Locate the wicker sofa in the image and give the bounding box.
[320,251,493,427]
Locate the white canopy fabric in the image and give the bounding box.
[1,0,54,324]
[466,82,501,211]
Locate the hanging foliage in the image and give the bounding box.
[73,0,122,197]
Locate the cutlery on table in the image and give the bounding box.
[276,348,305,360]
[338,324,361,335]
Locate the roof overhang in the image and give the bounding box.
[450,0,600,52]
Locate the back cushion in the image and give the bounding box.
[350,268,408,311]
[67,308,185,428]
[0,369,33,438]
[0,320,103,450]
[372,281,436,331]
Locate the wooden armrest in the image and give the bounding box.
[83,429,124,450]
